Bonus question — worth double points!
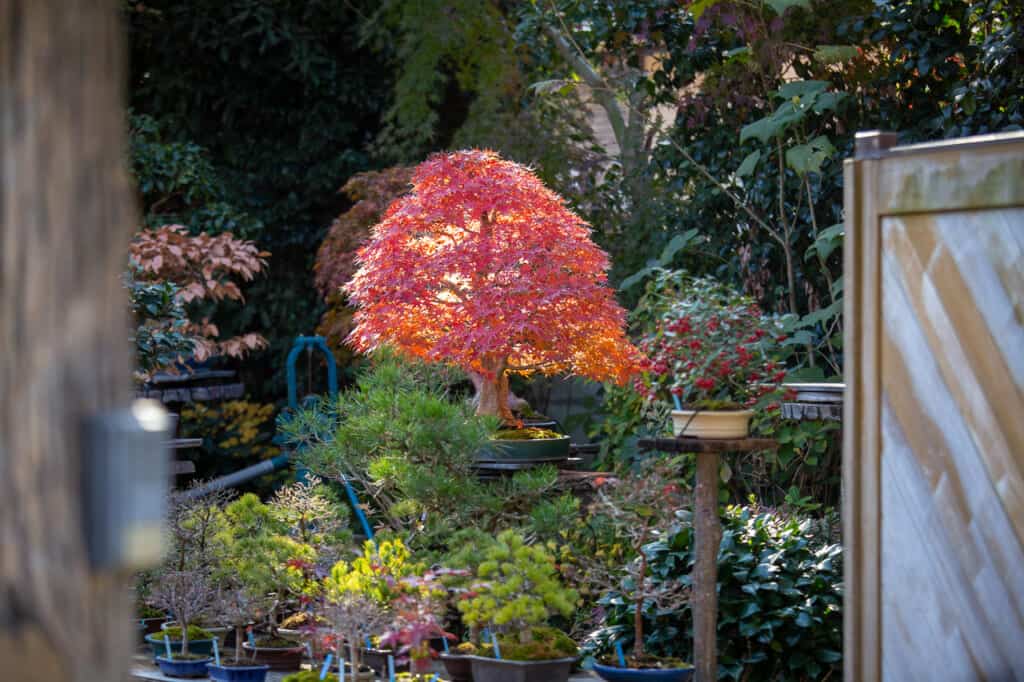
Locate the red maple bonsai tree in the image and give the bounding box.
[344,150,640,423]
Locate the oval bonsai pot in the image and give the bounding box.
[592,662,694,682]
[145,633,215,659]
[670,409,754,439]
[206,662,271,682]
[468,655,576,682]
[441,653,474,682]
[241,640,305,671]
[155,655,214,679]
[478,434,571,464]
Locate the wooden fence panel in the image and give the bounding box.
[844,131,1024,681]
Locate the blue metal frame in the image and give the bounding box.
[186,335,374,543]
[284,335,374,542]
[286,335,338,409]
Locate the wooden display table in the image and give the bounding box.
[638,436,778,682]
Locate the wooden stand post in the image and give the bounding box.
[693,451,721,681]
[639,437,778,682]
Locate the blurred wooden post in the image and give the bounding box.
[0,1,137,680]
[640,437,778,681]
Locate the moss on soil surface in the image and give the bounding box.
[492,428,564,441]
[478,626,577,661]
[159,625,214,641]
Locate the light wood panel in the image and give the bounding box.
[844,131,1024,681]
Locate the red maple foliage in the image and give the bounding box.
[314,166,415,353]
[344,150,642,422]
[131,225,269,361]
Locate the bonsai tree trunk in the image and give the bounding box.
[0,1,138,680]
[476,371,516,424]
[180,621,190,657]
[473,356,517,424]
[235,625,244,664]
[633,523,650,662]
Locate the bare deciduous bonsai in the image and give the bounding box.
[148,568,215,658]
[588,461,690,668]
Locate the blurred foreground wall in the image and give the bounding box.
[0,1,137,680]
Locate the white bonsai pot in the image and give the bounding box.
[671,409,754,439]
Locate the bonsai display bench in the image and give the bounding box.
[638,436,778,682]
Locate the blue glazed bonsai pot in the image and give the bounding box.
[206,662,271,682]
[592,662,695,682]
[155,655,214,678]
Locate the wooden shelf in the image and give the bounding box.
[638,436,779,453]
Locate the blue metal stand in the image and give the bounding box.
[284,336,374,542]
[286,335,338,409]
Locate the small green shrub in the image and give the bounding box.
[587,506,842,681]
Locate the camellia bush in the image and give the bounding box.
[588,506,843,681]
[343,149,642,423]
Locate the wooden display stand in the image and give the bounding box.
[639,437,778,682]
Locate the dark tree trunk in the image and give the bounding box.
[0,1,137,680]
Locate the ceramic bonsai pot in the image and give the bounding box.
[363,647,409,676]
[478,434,571,463]
[241,641,305,671]
[155,655,214,678]
[145,633,215,659]
[468,655,575,682]
[592,662,694,682]
[441,653,474,682]
[206,662,271,682]
[670,409,754,439]
[163,620,230,648]
[140,616,168,636]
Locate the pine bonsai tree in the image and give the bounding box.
[344,150,640,423]
[458,530,577,651]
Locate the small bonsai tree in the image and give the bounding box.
[209,581,268,666]
[320,590,392,677]
[146,483,231,655]
[217,493,318,641]
[270,475,351,571]
[587,462,690,666]
[381,571,464,672]
[344,150,641,423]
[457,530,578,656]
[148,568,215,657]
[321,538,422,675]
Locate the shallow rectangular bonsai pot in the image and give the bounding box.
[468,655,576,682]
